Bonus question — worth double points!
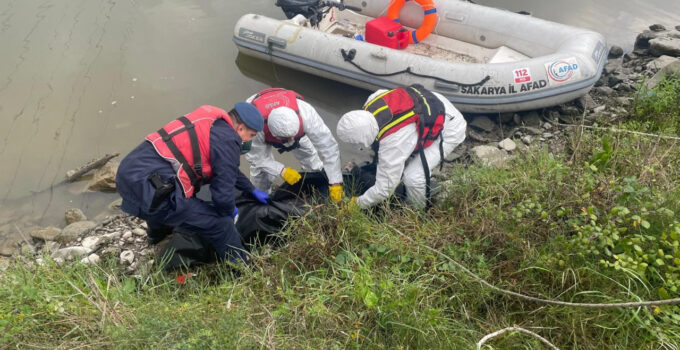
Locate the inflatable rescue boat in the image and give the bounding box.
[233,0,608,113]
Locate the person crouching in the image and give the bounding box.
[336,84,466,209]
[115,103,270,263]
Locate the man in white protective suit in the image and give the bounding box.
[245,88,345,203]
[336,84,466,209]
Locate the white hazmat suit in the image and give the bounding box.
[245,94,343,192]
[336,89,466,209]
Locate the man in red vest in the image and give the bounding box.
[336,85,467,209]
[115,103,269,263]
[245,88,344,203]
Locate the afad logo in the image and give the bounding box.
[548,60,579,82]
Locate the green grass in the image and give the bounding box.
[3,128,679,349]
[2,78,680,349]
[631,75,680,135]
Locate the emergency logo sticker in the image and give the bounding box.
[546,58,580,84]
[513,67,532,83]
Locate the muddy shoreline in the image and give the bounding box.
[1,24,679,273]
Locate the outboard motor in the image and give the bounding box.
[275,0,322,20]
[275,0,361,27]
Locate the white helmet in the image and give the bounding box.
[268,107,300,138]
[336,110,378,148]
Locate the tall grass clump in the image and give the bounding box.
[632,75,680,135]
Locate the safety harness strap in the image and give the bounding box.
[178,116,203,181]
[157,118,202,195]
[416,117,433,209]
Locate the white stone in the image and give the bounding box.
[498,139,517,152]
[80,254,101,265]
[521,136,532,145]
[140,222,148,229]
[120,250,135,265]
[646,61,680,90]
[122,231,132,239]
[650,37,680,57]
[102,231,122,242]
[81,236,101,251]
[593,105,606,113]
[132,228,146,237]
[52,247,90,261]
[41,241,61,254]
[471,145,510,167]
[647,55,680,71]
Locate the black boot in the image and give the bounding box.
[147,224,173,245]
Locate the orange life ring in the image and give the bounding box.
[386,0,437,44]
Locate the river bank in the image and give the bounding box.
[1,25,679,273]
[1,25,679,348]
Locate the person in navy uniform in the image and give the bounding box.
[116,103,270,263]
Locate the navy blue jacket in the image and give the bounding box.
[117,119,254,217]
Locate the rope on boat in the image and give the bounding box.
[340,48,491,87]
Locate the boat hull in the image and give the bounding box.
[233,1,607,113]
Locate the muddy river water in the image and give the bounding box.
[0,0,678,239]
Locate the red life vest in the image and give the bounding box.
[145,105,234,198]
[363,84,446,152]
[251,88,305,152]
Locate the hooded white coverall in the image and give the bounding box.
[344,90,466,209]
[245,94,343,192]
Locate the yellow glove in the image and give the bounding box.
[343,196,359,211]
[329,184,344,203]
[281,167,301,185]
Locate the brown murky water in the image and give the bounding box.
[0,0,678,239]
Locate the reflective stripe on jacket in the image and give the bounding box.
[364,84,445,152]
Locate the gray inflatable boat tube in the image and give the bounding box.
[233,0,607,113]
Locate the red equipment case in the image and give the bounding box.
[364,16,409,50]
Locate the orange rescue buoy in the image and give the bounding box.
[386,0,438,44]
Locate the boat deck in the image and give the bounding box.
[314,9,529,65]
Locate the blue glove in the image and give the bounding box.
[251,189,270,204]
[231,207,238,219]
